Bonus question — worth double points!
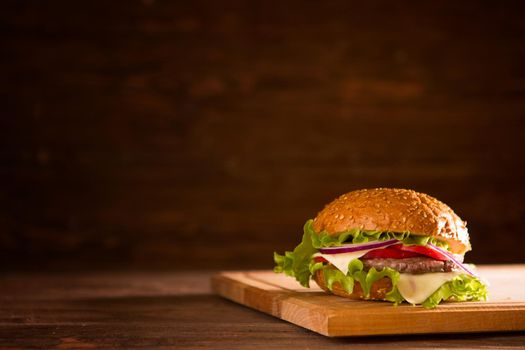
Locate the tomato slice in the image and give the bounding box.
[390,244,448,261]
[316,244,448,261]
[361,246,422,259]
[314,256,328,263]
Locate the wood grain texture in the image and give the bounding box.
[2,1,525,269]
[1,271,525,349]
[212,265,525,337]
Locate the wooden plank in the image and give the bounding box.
[211,265,525,337]
[1,271,525,349]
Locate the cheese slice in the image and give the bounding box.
[397,271,462,304]
[313,250,375,275]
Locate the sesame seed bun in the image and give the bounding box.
[312,188,471,254]
[314,268,394,301]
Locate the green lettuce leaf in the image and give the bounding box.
[273,221,318,287]
[421,275,488,308]
[306,260,487,308]
[306,219,449,249]
[316,260,404,304]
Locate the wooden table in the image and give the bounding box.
[1,271,524,349]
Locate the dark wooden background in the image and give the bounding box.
[1,0,525,270]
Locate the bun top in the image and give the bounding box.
[312,188,471,255]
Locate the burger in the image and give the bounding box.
[274,188,487,308]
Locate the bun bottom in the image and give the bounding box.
[313,269,393,301]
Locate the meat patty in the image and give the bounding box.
[362,257,457,274]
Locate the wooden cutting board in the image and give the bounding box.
[211,264,525,337]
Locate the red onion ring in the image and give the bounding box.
[427,243,477,276]
[318,239,399,254]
